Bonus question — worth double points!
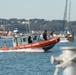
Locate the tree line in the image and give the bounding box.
[0,18,76,35]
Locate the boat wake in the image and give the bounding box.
[0,48,45,53]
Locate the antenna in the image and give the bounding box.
[27,20,31,33]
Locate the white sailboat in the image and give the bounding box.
[60,0,74,42]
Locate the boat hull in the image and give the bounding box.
[42,44,56,51]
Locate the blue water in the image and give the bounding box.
[0,38,76,75]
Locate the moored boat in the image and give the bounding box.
[59,31,74,43]
[59,0,74,43]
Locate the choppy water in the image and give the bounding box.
[0,38,76,75]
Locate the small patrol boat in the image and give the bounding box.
[0,30,60,52]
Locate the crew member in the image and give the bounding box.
[28,36,32,43]
[43,30,47,40]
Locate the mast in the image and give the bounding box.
[68,0,71,23]
[63,0,68,21]
[63,0,71,32]
[62,0,68,32]
[67,0,71,31]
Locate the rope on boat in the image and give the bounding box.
[54,67,59,75]
[54,54,76,75]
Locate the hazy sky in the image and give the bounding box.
[0,0,76,21]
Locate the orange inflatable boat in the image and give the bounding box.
[0,36,60,52]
